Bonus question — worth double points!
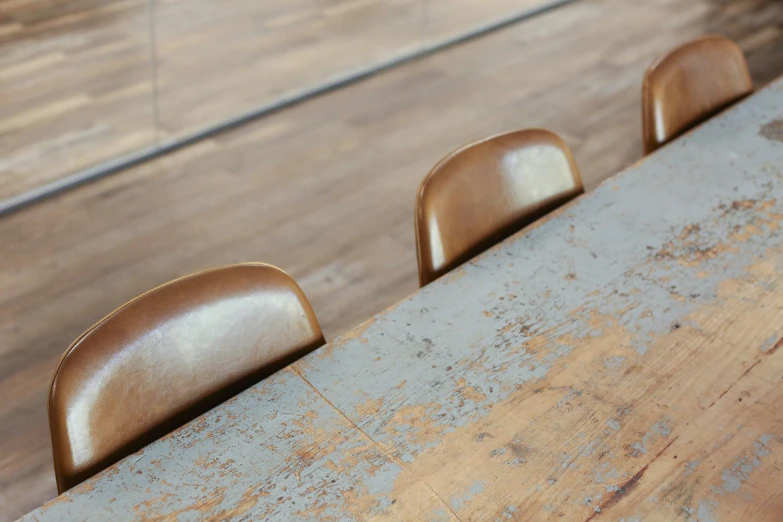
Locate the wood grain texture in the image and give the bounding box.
[3,0,783,518]
[21,73,783,521]
[0,0,156,200]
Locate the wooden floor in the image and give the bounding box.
[2,0,783,518]
[0,0,556,201]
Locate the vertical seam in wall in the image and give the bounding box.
[146,0,162,145]
[422,0,430,49]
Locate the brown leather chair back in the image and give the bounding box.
[642,35,752,154]
[49,263,324,493]
[415,129,583,287]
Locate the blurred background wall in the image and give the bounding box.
[0,0,562,207]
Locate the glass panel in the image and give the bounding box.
[153,0,426,140]
[425,0,559,44]
[0,0,157,201]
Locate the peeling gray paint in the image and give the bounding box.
[756,434,774,456]
[715,434,774,495]
[759,331,781,353]
[496,505,518,520]
[696,499,719,522]
[683,457,703,476]
[450,481,485,511]
[593,462,622,484]
[557,387,582,407]
[604,356,626,370]
[629,420,671,457]
[694,433,775,518]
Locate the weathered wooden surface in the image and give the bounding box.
[6,1,783,517]
[22,79,783,520]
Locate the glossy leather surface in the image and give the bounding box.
[642,35,752,154]
[49,263,324,493]
[415,128,584,287]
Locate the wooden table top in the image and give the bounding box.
[23,79,783,521]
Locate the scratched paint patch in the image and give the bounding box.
[604,356,626,370]
[678,434,777,519]
[496,505,518,520]
[627,420,672,458]
[711,434,774,496]
[33,369,405,521]
[449,481,485,511]
[759,330,783,354]
[683,457,703,476]
[428,508,452,522]
[681,499,719,522]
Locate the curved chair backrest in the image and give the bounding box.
[415,129,583,287]
[642,35,752,154]
[49,263,324,493]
